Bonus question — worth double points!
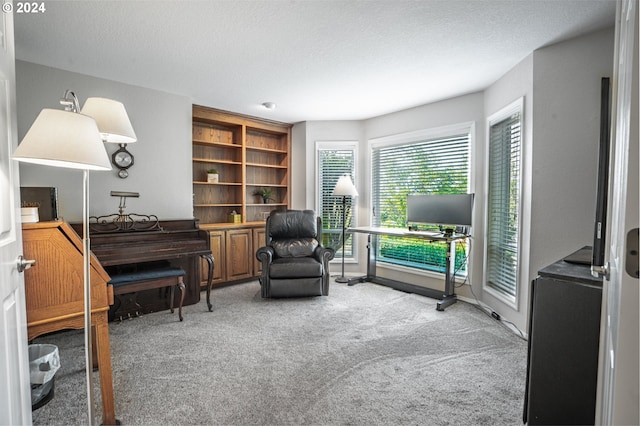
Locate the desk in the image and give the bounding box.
[22,221,117,424]
[348,226,468,311]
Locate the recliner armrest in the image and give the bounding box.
[256,246,275,298]
[256,246,274,264]
[313,246,335,265]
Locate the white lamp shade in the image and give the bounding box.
[81,97,137,143]
[13,109,111,170]
[332,174,358,197]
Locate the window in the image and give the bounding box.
[485,99,523,303]
[370,125,471,273]
[316,142,357,259]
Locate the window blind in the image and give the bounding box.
[486,112,521,299]
[318,149,355,256]
[371,133,470,272]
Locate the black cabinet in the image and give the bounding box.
[524,247,603,425]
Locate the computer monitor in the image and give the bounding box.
[407,194,474,234]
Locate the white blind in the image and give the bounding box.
[371,133,470,272]
[486,112,521,298]
[318,149,355,257]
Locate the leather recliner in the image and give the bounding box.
[255,210,335,298]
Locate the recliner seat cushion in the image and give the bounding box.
[271,238,318,258]
[269,257,323,278]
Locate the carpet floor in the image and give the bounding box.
[32,280,527,425]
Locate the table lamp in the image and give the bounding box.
[332,174,358,283]
[13,90,136,425]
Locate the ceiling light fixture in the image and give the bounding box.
[262,102,276,110]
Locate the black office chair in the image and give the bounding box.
[255,210,335,298]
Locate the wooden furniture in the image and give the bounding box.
[108,266,186,321]
[347,226,469,311]
[22,221,117,425]
[523,247,602,425]
[192,106,291,286]
[200,224,262,287]
[73,219,215,314]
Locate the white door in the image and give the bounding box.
[597,0,639,424]
[0,7,33,425]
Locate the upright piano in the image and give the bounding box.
[72,219,214,319]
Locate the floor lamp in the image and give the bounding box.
[332,174,358,283]
[13,91,136,425]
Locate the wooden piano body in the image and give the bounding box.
[72,219,213,319]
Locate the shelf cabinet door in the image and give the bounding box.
[201,230,225,287]
[225,228,253,281]
[253,227,266,276]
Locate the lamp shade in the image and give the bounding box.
[12,108,111,170]
[81,97,137,143]
[332,174,358,197]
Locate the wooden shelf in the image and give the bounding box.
[193,158,243,166]
[193,181,243,186]
[194,203,242,207]
[246,162,288,169]
[246,183,287,188]
[193,139,242,149]
[246,145,288,154]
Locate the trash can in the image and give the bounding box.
[29,344,60,410]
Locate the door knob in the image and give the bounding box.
[17,255,36,273]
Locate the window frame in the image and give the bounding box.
[368,122,475,275]
[483,97,524,308]
[315,140,358,261]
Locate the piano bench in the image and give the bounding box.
[109,267,187,321]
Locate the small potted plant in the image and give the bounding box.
[253,187,274,204]
[206,168,219,183]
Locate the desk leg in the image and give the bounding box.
[93,319,117,425]
[347,233,376,286]
[202,254,214,311]
[436,240,457,311]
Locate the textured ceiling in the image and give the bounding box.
[14,0,616,124]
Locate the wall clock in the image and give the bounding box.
[112,144,134,179]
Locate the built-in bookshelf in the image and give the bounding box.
[192,105,291,228]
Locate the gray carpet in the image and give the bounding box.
[32,280,527,425]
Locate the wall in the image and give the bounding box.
[16,27,615,334]
[299,94,485,294]
[299,28,614,334]
[290,121,307,209]
[296,120,365,271]
[481,27,614,332]
[529,27,615,287]
[483,54,534,329]
[16,61,192,223]
[362,93,485,299]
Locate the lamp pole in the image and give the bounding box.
[336,194,349,283]
[332,174,358,283]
